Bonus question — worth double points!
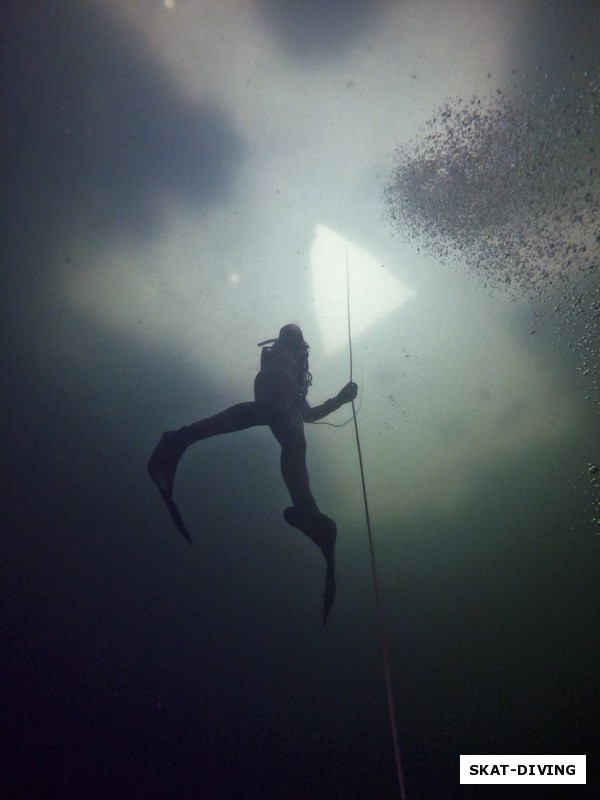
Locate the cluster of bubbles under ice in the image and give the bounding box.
[384,69,598,528]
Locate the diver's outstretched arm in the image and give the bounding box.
[302,381,358,423]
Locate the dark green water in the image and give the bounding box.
[2,2,598,798]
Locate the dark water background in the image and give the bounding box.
[2,2,598,798]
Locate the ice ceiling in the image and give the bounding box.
[66,0,597,525]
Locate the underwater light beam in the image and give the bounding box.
[310,224,416,355]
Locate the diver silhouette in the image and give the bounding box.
[147,323,358,623]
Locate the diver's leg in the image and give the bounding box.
[271,415,337,623]
[148,402,267,505]
[269,413,316,509]
[270,414,337,565]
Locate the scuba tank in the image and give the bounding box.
[258,325,312,402]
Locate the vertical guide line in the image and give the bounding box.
[346,247,408,800]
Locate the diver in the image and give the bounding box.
[147,323,358,622]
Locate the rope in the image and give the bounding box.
[346,247,408,800]
[313,396,361,427]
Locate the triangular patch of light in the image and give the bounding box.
[310,224,416,354]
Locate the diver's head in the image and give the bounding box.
[257,324,308,351]
[278,323,307,351]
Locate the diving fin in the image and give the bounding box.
[164,499,193,546]
[323,560,336,625]
[284,506,337,623]
[147,430,193,546]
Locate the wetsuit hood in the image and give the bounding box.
[258,324,308,350]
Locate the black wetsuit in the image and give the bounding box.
[180,337,341,510]
[147,324,356,621]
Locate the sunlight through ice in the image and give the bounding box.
[310,224,417,355]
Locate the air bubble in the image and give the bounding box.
[384,72,599,419]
